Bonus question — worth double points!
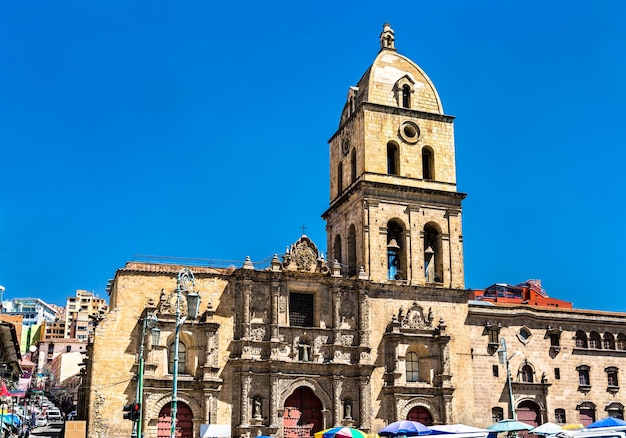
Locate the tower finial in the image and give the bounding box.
[380,23,395,51]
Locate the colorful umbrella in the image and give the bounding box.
[587,417,626,429]
[561,424,583,431]
[487,420,534,433]
[315,427,369,438]
[379,420,432,437]
[530,422,562,435]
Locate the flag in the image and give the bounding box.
[0,381,11,397]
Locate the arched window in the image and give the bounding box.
[491,407,504,423]
[606,366,619,388]
[406,351,419,382]
[590,332,601,349]
[521,364,534,383]
[604,332,616,350]
[168,341,186,374]
[402,85,411,108]
[333,235,342,267]
[350,148,357,183]
[577,364,591,387]
[337,162,343,194]
[575,331,588,348]
[347,225,357,277]
[387,142,399,175]
[606,402,624,419]
[387,220,405,280]
[424,223,443,284]
[422,147,434,180]
[618,334,626,350]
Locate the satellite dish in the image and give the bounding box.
[29,345,36,353]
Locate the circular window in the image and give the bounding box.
[398,121,420,144]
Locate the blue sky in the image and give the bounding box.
[1,2,625,311]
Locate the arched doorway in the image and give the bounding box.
[283,387,323,438]
[157,402,193,438]
[407,406,433,426]
[516,400,541,438]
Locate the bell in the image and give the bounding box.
[425,246,435,255]
[387,238,401,251]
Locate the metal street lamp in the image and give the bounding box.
[170,268,200,438]
[133,312,159,438]
[497,337,517,420]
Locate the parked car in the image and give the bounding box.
[35,416,47,427]
[47,409,63,423]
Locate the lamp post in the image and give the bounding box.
[497,337,516,420]
[170,268,200,438]
[133,312,159,438]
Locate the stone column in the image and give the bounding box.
[358,289,369,347]
[359,376,371,431]
[333,290,341,344]
[241,373,252,427]
[271,281,280,341]
[269,374,279,428]
[243,280,252,340]
[333,376,343,427]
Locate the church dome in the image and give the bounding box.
[340,24,443,125]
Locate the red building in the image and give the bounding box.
[469,279,573,308]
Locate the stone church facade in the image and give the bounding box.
[82,24,626,438]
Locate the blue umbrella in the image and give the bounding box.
[379,420,433,437]
[587,417,626,429]
[1,414,21,427]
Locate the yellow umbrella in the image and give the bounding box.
[562,424,584,431]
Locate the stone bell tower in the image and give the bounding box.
[322,23,466,288]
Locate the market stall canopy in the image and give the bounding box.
[530,422,562,435]
[587,417,626,429]
[488,420,534,433]
[200,424,231,437]
[379,420,433,437]
[314,427,368,438]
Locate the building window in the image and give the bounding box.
[66,346,71,353]
[589,331,601,349]
[606,402,624,420]
[492,407,504,423]
[387,142,399,175]
[168,341,186,374]
[518,328,532,344]
[337,162,343,194]
[402,85,411,108]
[577,365,591,390]
[555,368,561,380]
[350,149,357,183]
[333,235,342,267]
[606,366,619,389]
[422,147,434,180]
[493,365,499,377]
[289,293,314,327]
[424,223,442,283]
[406,351,419,382]
[347,225,357,277]
[575,331,588,348]
[604,332,616,350]
[555,408,567,424]
[387,220,405,281]
[521,364,534,383]
[618,334,626,350]
[550,332,561,348]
